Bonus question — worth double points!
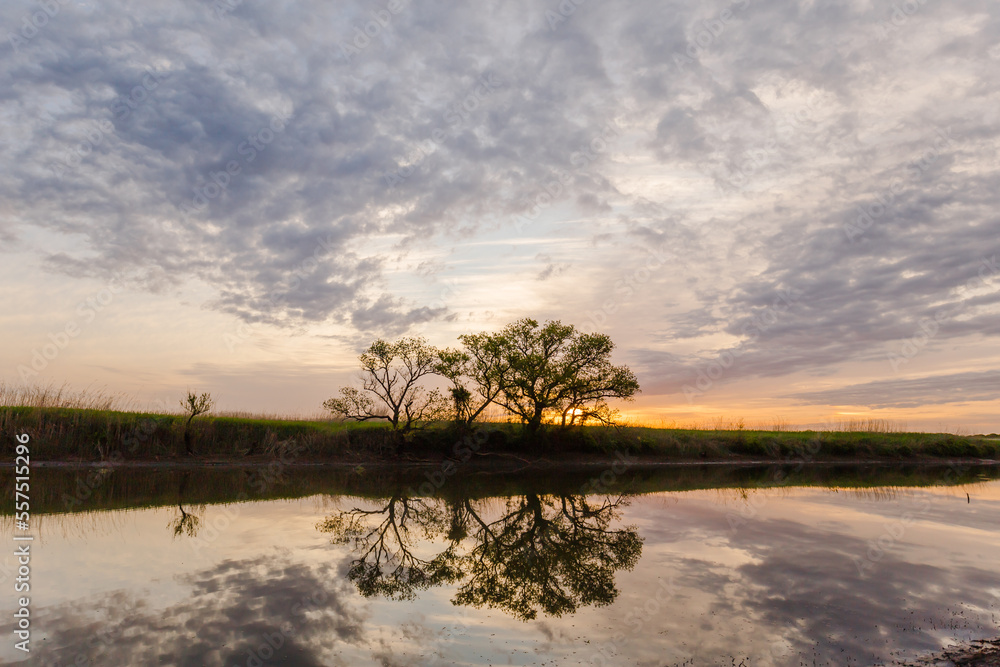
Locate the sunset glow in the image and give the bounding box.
[1,0,998,433]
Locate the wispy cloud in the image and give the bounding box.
[2,0,999,420]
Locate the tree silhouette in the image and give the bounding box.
[453,493,642,620]
[324,337,448,432]
[317,495,463,599]
[180,391,214,455]
[167,471,203,537]
[437,332,512,425]
[318,492,642,620]
[490,319,639,435]
[325,321,639,434]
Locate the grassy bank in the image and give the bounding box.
[4,461,999,517]
[0,405,387,461]
[2,405,999,463]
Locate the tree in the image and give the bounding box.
[324,337,448,432]
[452,494,642,620]
[436,332,511,425]
[168,471,203,537]
[180,391,214,455]
[492,319,639,434]
[318,492,642,621]
[317,495,462,599]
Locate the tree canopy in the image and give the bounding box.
[318,492,642,620]
[323,336,447,431]
[324,318,639,433]
[492,318,640,432]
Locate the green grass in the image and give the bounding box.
[2,405,999,463]
[0,406,393,461]
[617,426,1000,460]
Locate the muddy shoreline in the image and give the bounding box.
[17,453,1000,470]
[904,638,1000,666]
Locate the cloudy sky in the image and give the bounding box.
[2,0,998,430]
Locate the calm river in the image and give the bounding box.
[2,463,998,666]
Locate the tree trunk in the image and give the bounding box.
[526,407,544,444]
[183,415,195,455]
[394,429,406,458]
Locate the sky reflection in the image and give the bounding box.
[1,481,997,666]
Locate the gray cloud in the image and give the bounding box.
[6,553,367,666]
[2,0,999,398]
[786,369,1000,409]
[629,490,1000,664]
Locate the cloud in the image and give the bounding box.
[7,553,367,666]
[1,0,998,406]
[786,369,1000,409]
[628,491,1000,664]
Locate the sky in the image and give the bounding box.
[1,0,998,432]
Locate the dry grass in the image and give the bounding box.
[0,381,139,412]
[214,409,332,422]
[833,417,906,433]
[0,383,972,438]
[0,382,335,422]
[616,415,916,434]
[621,415,793,432]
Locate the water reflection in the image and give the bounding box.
[319,495,464,600]
[168,471,204,538]
[319,493,642,620]
[1,465,997,666]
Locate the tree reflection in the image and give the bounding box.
[319,492,642,620]
[317,496,463,599]
[454,494,641,619]
[168,471,203,538]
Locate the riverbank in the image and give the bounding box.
[2,405,999,464]
[904,638,1000,666]
[4,460,999,516]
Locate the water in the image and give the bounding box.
[2,464,998,666]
